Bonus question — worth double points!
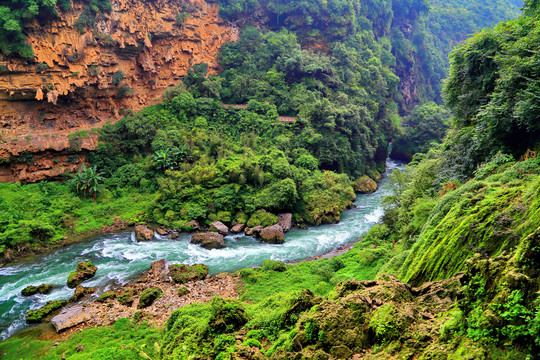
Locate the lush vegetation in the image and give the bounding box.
[1,1,539,359]
[389,101,451,162]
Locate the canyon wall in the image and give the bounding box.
[0,0,237,182]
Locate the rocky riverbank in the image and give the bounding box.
[47,260,241,335]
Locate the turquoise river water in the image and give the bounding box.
[0,159,403,339]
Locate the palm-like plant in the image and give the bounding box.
[70,165,104,199]
[152,145,190,172]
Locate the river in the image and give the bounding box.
[0,159,403,339]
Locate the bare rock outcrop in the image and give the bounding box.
[209,221,229,235]
[191,232,226,249]
[260,225,285,244]
[135,225,154,241]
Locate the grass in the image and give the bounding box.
[399,158,540,285]
[0,181,152,258]
[237,235,397,304]
[0,318,161,360]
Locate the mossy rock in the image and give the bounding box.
[26,300,67,323]
[67,261,97,288]
[69,285,97,302]
[282,290,321,327]
[247,210,278,228]
[178,286,189,296]
[138,287,162,309]
[207,297,248,334]
[330,345,352,359]
[118,289,135,306]
[169,264,209,284]
[369,303,415,341]
[21,284,54,296]
[354,175,378,194]
[97,291,116,303]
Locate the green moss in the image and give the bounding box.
[138,287,162,308]
[96,291,116,303]
[26,300,67,323]
[169,264,209,284]
[369,303,412,341]
[118,289,135,306]
[247,210,278,228]
[21,284,54,296]
[178,286,189,296]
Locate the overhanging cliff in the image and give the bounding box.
[0,0,237,182]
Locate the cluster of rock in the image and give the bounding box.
[25,261,99,325]
[188,212,293,250]
[47,259,238,333]
[132,212,293,250]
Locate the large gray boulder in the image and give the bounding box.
[191,232,226,250]
[278,213,293,233]
[209,221,229,235]
[260,225,285,244]
[51,305,91,332]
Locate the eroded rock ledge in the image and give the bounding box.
[0,0,238,182]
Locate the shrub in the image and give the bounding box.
[112,70,125,86]
[116,84,134,98]
[262,260,286,272]
[247,210,278,228]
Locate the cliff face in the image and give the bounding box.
[0,0,237,182]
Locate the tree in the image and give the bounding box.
[70,165,105,199]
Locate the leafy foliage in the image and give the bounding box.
[69,164,104,199]
[443,9,540,175]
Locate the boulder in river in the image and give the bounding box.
[251,225,264,238]
[209,221,229,235]
[67,261,97,288]
[156,227,168,236]
[191,232,226,250]
[354,175,378,194]
[21,284,54,296]
[231,223,245,233]
[135,225,154,241]
[69,285,97,303]
[277,213,293,233]
[181,220,200,232]
[260,225,285,244]
[26,300,68,324]
[51,305,91,332]
[168,264,209,284]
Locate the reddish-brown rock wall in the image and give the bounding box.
[0,0,237,182]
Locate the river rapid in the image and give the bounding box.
[0,159,403,339]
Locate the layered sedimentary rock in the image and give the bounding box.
[0,0,238,182]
